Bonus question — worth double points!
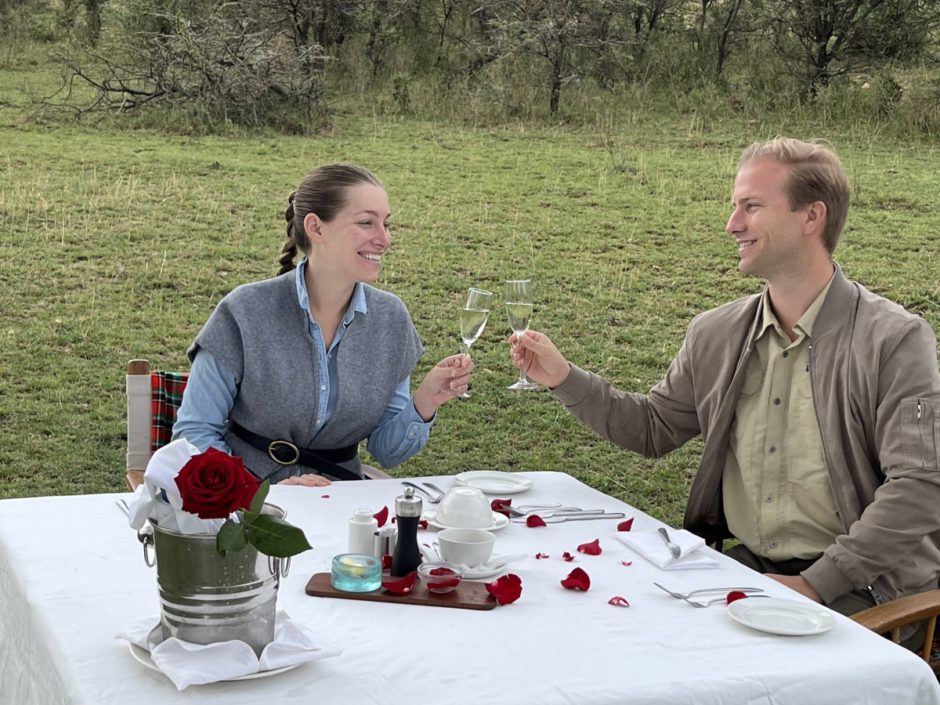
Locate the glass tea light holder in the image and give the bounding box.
[331,553,382,593]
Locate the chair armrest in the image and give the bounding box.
[851,589,940,633]
[125,470,144,492]
[361,464,391,480]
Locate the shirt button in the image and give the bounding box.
[316,417,322,424]
[320,385,327,391]
[773,398,781,406]
[769,541,778,548]
[766,496,774,503]
[768,446,777,454]
[782,351,789,358]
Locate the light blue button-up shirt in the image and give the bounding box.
[172,260,433,468]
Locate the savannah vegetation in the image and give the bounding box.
[1,0,938,528]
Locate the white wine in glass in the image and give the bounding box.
[505,279,540,390]
[458,287,493,398]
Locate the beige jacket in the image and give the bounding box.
[554,266,940,604]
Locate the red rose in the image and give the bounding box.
[175,448,260,519]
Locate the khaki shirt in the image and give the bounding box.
[723,274,843,561]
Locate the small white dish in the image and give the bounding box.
[128,643,302,682]
[425,511,510,532]
[454,471,533,495]
[727,598,836,636]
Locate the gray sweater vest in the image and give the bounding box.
[189,272,423,482]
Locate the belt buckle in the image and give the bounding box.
[268,440,300,465]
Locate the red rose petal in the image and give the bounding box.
[577,538,602,555]
[419,519,429,530]
[616,518,635,532]
[608,596,631,607]
[485,573,523,605]
[382,571,416,594]
[429,567,457,576]
[381,554,392,570]
[526,514,547,527]
[374,506,389,528]
[320,494,330,499]
[491,498,513,517]
[560,567,591,591]
[726,591,749,604]
[535,552,550,559]
[620,561,633,567]
[562,552,575,562]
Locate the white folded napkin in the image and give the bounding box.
[126,438,228,535]
[615,528,719,570]
[117,611,341,690]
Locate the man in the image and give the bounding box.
[512,137,940,622]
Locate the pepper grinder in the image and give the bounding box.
[391,486,422,577]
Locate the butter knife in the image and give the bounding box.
[657,527,682,559]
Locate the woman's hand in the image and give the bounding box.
[413,353,474,420]
[509,330,571,389]
[278,474,333,487]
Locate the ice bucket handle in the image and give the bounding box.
[139,523,156,567]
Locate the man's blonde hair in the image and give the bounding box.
[738,138,850,253]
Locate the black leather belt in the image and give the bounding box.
[229,421,362,481]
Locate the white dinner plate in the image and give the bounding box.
[424,511,510,532]
[128,643,302,682]
[727,598,836,636]
[454,471,533,495]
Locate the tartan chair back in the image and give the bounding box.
[150,371,188,453]
[125,359,188,490]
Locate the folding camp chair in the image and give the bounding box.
[125,359,388,491]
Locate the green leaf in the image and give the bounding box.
[246,514,312,558]
[245,480,270,522]
[216,519,248,555]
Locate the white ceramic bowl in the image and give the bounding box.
[434,487,493,528]
[437,528,495,567]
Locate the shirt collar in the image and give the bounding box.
[756,267,837,342]
[294,258,368,326]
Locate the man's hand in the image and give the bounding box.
[767,573,822,602]
[509,330,571,389]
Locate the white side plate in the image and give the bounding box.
[728,598,836,636]
[454,471,533,495]
[128,643,302,682]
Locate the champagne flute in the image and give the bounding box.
[458,287,493,398]
[505,279,540,390]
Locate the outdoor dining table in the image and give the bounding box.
[1,470,939,705]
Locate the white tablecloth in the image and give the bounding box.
[1,472,938,705]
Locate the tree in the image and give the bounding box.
[492,0,619,114]
[768,0,940,94]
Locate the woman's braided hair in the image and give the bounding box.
[278,164,383,275]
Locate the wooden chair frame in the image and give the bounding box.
[852,588,940,675]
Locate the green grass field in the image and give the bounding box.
[1,50,938,528]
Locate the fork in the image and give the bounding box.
[657,527,682,559]
[653,581,765,603]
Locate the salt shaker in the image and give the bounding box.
[347,508,378,555]
[391,487,422,577]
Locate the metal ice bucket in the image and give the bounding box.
[142,503,288,656]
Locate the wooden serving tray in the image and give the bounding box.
[304,572,497,610]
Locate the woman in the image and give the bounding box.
[172,164,472,486]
